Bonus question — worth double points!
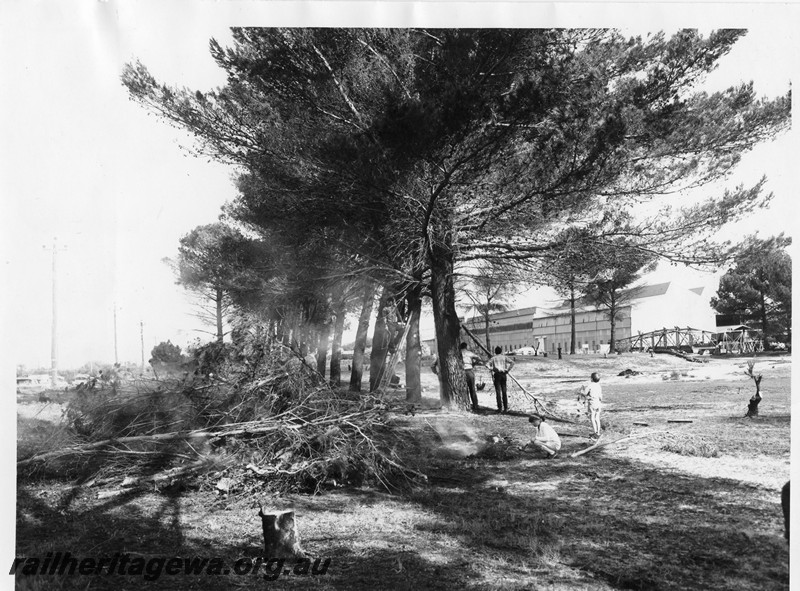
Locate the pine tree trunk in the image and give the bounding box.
[215,287,224,343]
[608,292,617,353]
[483,312,491,352]
[608,310,616,354]
[385,299,404,361]
[368,288,392,392]
[277,308,291,347]
[349,282,375,392]
[569,285,577,355]
[405,285,423,403]
[289,307,302,352]
[760,290,769,340]
[275,316,284,344]
[316,321,331,377]
[429,241,469,409]
[329,299,346,387]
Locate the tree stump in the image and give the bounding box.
[259,508,305,558]
[745,362,762,418]
[745,375,762,418]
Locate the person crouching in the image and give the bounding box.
[527,415,562,458]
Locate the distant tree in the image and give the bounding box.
[151,340,184,363]
[535,227,600,355]
[584,241,658,352]
[173,223,249,343]
[459,263,521,352]
[711,234,792,341]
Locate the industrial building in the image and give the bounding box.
[460,279,719,355]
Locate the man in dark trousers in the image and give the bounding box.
[488,346,515,413]
[460,342,484,412]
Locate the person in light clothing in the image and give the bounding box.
[460,342,484,411]
[527,415,562,458]
[578,372,603,439]
[488,346,515,413]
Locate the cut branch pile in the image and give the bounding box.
[18,338,419,493]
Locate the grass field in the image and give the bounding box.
[15,353,791,590]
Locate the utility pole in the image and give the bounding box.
[140,320,145,373]
[114,304,119,365]
[44,238,66,388]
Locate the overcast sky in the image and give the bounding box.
[2,1,797,372]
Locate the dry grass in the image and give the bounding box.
[661,434,721,457]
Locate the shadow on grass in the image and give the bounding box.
[16,447,790,591]
[402,453,790,591]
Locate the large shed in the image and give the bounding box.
[461,279,718,355]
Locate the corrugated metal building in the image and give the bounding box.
[461,281,718,354]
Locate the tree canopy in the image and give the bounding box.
[583,239,658,351]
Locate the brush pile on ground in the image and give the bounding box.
[18,337,416,494]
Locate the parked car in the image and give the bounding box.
[72,373,92,387]
[16,376,48,395]
[513,347,538,356]
[16,374,68,395]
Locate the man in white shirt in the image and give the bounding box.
[488,346,515,413]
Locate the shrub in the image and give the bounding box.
[150,340,184,363]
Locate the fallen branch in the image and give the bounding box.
[119,459,214,488]
[94,461,215,499]
[18,408,378,467]
[570,431,666,458]
[97,490,129,500]
[21,339,415,493]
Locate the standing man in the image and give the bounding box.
[488,346,515,413]
[557,345,562,360]
[460,342,484,412]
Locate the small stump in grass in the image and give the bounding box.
[744,361,763,418]
[259,508,306,558]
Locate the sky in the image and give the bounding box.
[1,1,798,373]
